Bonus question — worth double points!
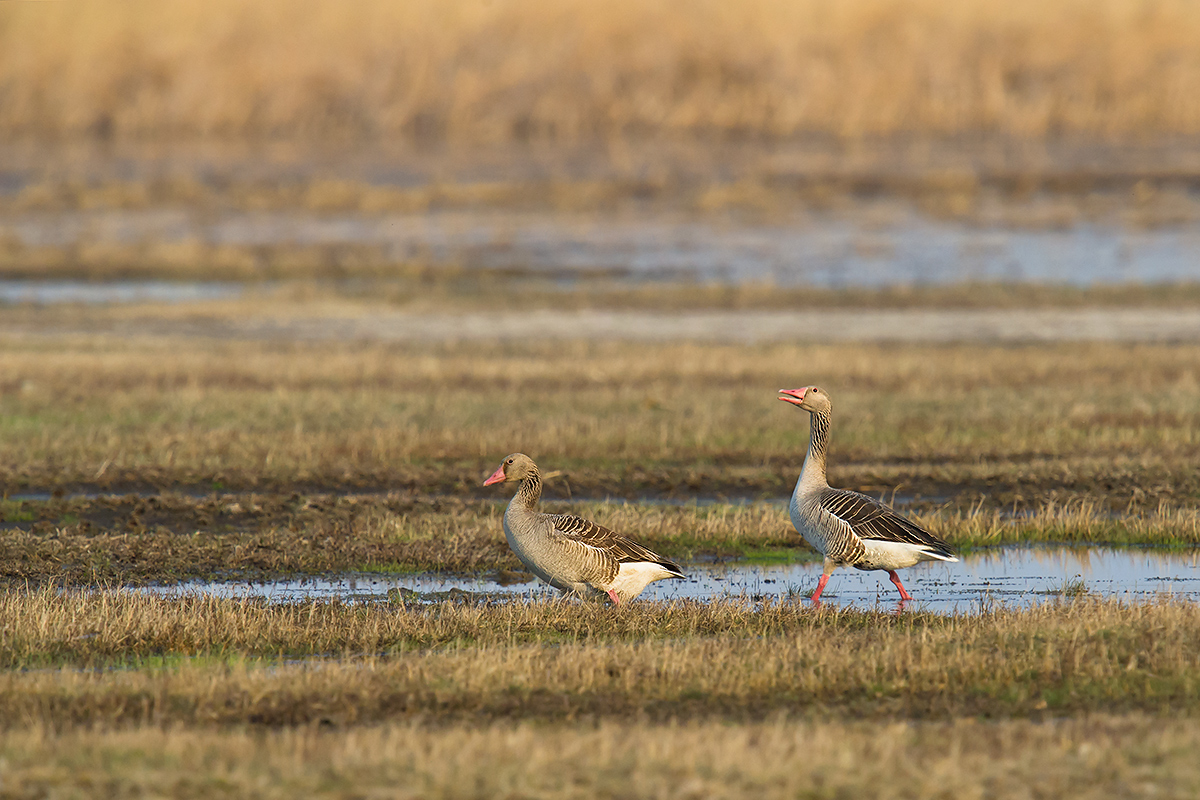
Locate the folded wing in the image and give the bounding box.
[818,488,956,559]
[547,513,686,577]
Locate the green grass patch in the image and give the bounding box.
[0,500,35,523]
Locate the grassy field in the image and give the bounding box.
[4,494,1200,585]
[5,715,1198,798]
[4,0,1200,142]
[3,296,1200,795]
[1,312,1199,584]
[3,322,1198,500]
[2,590,1199,721]
[2,591,1200,796]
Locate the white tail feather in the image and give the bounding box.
[608,561,683,602]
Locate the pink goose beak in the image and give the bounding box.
[483,465,507,486]
[778,388,808,406]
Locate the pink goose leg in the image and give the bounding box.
[607,589,621,607]
[810,574,830,605]
[888,570,913,601]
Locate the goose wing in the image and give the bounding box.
[818,488,956,558]
[546,513,685,577]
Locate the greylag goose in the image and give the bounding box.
[483,453,686,605]
[778,387,957,603]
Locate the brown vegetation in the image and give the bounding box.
[3,590,1200,724]
[3,494,1200,585]
[1,314,1197,790]
[4,0,1200,142]
[3,307,1198,586]
[3,715,1197,799]
[2,332,1198,503]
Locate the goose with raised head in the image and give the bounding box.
[483,453,686,605]
[778,387,957,604]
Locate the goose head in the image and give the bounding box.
[778,386,831,415]
[483,452,538,485]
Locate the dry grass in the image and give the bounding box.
[921,499,1200,547]
[4,582,1199,794]
[0,586,832,667]
[0,494,516,584]
[5,160,1200,233]
[3,493,1200,584]
[2,591,1199,724]
[2,334,1199,503]
[4,0,1200,141]
[3,325,1199,585]
[3,715,1199,799]
[332,280,1200,312]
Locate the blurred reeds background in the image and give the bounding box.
[3,0,1200,143]
[5,0,1200,285]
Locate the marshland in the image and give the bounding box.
[8,295,1200,798]
[5,1,1200,797]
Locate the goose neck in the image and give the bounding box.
[799,410,831,488]
[514,468,543,510]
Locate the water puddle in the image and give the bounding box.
[5,211,1200,289]
[146,545,1200,614]
[0,280,243,305]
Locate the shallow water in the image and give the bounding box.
[6,209,1200,289]
[147,546,1200,614]
[0,279,242,305]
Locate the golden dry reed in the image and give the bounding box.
[3,0,1200,141]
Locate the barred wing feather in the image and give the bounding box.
[818,488,956,559]
[547,514,686,576]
